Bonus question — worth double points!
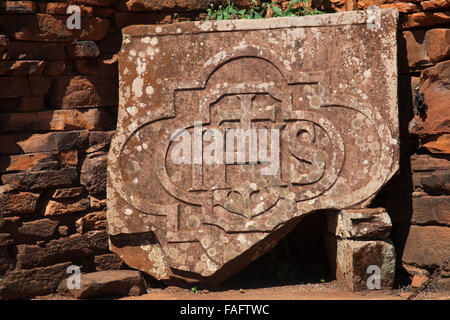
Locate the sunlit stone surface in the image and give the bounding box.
[107,9,399,285]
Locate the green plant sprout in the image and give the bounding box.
[191,286,198,293]
[206,0,324,21]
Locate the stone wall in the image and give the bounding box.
[0,0,448,298]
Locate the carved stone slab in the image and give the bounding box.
[108,10,399,285]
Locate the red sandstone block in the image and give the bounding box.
[0,60,46,76]
[424,28,450,63]
[401,225,450,269]
[7,41,66,60]
[420,0,450,11]
[0,131,89,155]
[74,55,118,76]
[0,1,36,14]
[37,2,94,16]
[402,11,450,29]
[0,108,113,132]
[0,96,46,113]
[50,75,118,108]
[1,14,109,42]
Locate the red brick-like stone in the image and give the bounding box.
[1,168,79,190]
[424,28,450,63]
[0,190,40,215]
[402,30,432,68]
[1,14,109,42]
[16,218,59,242]
[402,225,450,269]
[81,151,107,194]
[0,131,89,155]
[37,2,94,16]
[76,211,106,232]
[0,151,78,173]
[420,0,450,11]
[44,197,90,216]
[58,270,145,299]
[409,61,450,153]
[411,196,450,225]
[402,11,450,29]
[0,109,113,132]
[50,75,118,108]
[67,41,100,59]
[411,154,450,171]
[108,11,400,284]
[0,262,72,299]
[0,96,45,113]
[51,187,84,199]
[0,1,36,13]
[0,60,46,75]
[7,41,66,60]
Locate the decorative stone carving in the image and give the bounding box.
[108,10,399,285]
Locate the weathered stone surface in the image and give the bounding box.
[94,253,125,271]
[15,232,101,269]
[114,11,172,29]
[0,262,72,299]
[108,11,400,285]
[402,30,432,68]
[81,152,107,194]
[89,194,106,209]
[411,154,450,171]
[37,2,94,15]
[0,60,46,75]
[76,211,106,232]
[424,29,450,63]
[51,187,84,199]
[44,198,90,216]
[411,196,450,225]
[401,225,450,269]
[0,188,40,215]
[421,0,450,11]
[402,11,450,29]
[413,171,450,195]
[0,151,78,173]
[327,208,392,239]
[16,218,59,242]
[87,130,115,153]
[0,76,29,98]
[423,134,450,154]
[84,230,108,253]
[0,76,52,98]
[409,61,450,153]
[411,274,428,287]
[324,235,396,291]
[0,1,36,13]
[1,168,78,190]
[1,14,109,42]
[0,109,113,132]
[117,0,226,11]
[74,55,118,76]
[7,41,65,60]
[50,75,118,108]
[0,234,13,275]
[0,131,89,155]
[378,2,420,13]
[58,270,145,299]
[67,41,100,59]
[0,96,45,113]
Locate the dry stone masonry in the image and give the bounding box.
[108,10,400,285]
